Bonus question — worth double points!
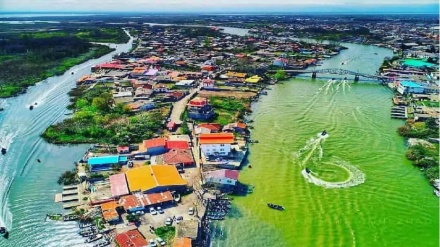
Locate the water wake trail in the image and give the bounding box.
[294,133,366,189]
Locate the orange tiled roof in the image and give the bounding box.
[199,133,234,144]
[173,237,192,247]
[125,165,187,192]
[101,201,119,222]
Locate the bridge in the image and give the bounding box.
[268,68,393,83]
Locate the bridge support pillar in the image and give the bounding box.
[354,75,359,82]
[312,72,317,79]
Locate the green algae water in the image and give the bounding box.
[210,44,439,247]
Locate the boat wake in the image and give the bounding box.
[294,133,365,189]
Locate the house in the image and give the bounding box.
[223,122,247,134]
[204,169,239,186]
[201,78,215,88]
[138,137,168,155]
[100,201,120,223]
[119,191,174,213]
[110,173,130,198]
[396,80,425,95]
[194,123,222,134]
[117,146,130,154]
[162,149,194,166]
[198,133,235,156]
[115,229,148,247]
[187,97,215,120]
[165,140,190,150]
[126,101,156,112]
[87,155,128,172]
[125,165,187,193]
[167,121,178,131]
[163,91,187,102]
[175,80,195,87]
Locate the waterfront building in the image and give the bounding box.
[100,201,120,223]
[203,169,240,186]
[115,229,148,247]
[125,165,187,193]
[87,155,128,172]
[162,149,195,166]
[198,133,235,156]
[138,137,168,155]
[395,80,426,95]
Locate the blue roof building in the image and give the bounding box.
[88,155,128,172]
[397,80,425,95]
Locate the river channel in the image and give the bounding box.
[0,36,133,247]
[209,42,439,246]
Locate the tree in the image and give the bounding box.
[274,70,287,80]
[126,214,139,223]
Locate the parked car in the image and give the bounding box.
[135,210,144,215]
[157,206,164,214]
[176,216,183,224]
[188,207,194,215]
[149,207,157,215]
[149,238,157,247]
[156,237,166,246]
[165,217,172,226]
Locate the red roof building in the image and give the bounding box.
[119,191,174,212]
[165,140,190,150]
[115,229,148,247]
[162,149,194,166]
[109,173,129,198]
[144,137,167,149]
[187,97,209,107]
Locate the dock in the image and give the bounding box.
[54,185,80,209]
[391,106,407,119]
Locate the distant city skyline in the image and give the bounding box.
[0,0,439,14]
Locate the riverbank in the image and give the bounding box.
[0,28,130,98]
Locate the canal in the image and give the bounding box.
[0,36,133,247]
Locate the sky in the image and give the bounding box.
[1,0,439,13]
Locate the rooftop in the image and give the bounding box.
[199,133,235,144]
[125,165,187,192]
[115,229,148,247]
[109,173,130,198]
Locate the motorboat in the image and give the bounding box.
[0,226,9,239]
[29,105,34,110]
[267,203,285,211]
[1,148,6,155]
[321,130,327,136]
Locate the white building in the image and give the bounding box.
[204,169,239,186]
[198,133,234,156]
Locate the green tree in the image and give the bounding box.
[274,70,287,80]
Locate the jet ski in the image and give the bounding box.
[29,105,34,110]
[1,148,6,155]
[305,167,311,174]
[321,130,327,136]
[0,226,9,239]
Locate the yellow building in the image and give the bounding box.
[125,165,187,193]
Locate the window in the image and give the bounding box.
[220,148,224,151]
[227,179,232,183]
[220,144,225,146]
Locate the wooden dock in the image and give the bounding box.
[391,106,407,119]
[54,193,63,203]
[54,185,80,208]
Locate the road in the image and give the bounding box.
[169,87,199,124]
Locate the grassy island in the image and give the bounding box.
[0,28,129,98]
[42,84,167,145]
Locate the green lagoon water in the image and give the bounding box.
[210,44,439,247]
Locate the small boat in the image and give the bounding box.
[267,203,285,211]
[0,226,9,239]
[1,148,6,155]
[85,234,102,243]
[34,102,38,105]
[29,105,34,110]
[374,53,378,55]
[321,130,327,136]
[37,159,41,163]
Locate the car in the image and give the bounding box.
[157,206,164,214]
[176,216,183,224]
[149,239,157,247]
[135,210,144,215]
[188,207,194,215]
[149,207,157,215]
[156,237,166,246]
[165,217,172,226]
